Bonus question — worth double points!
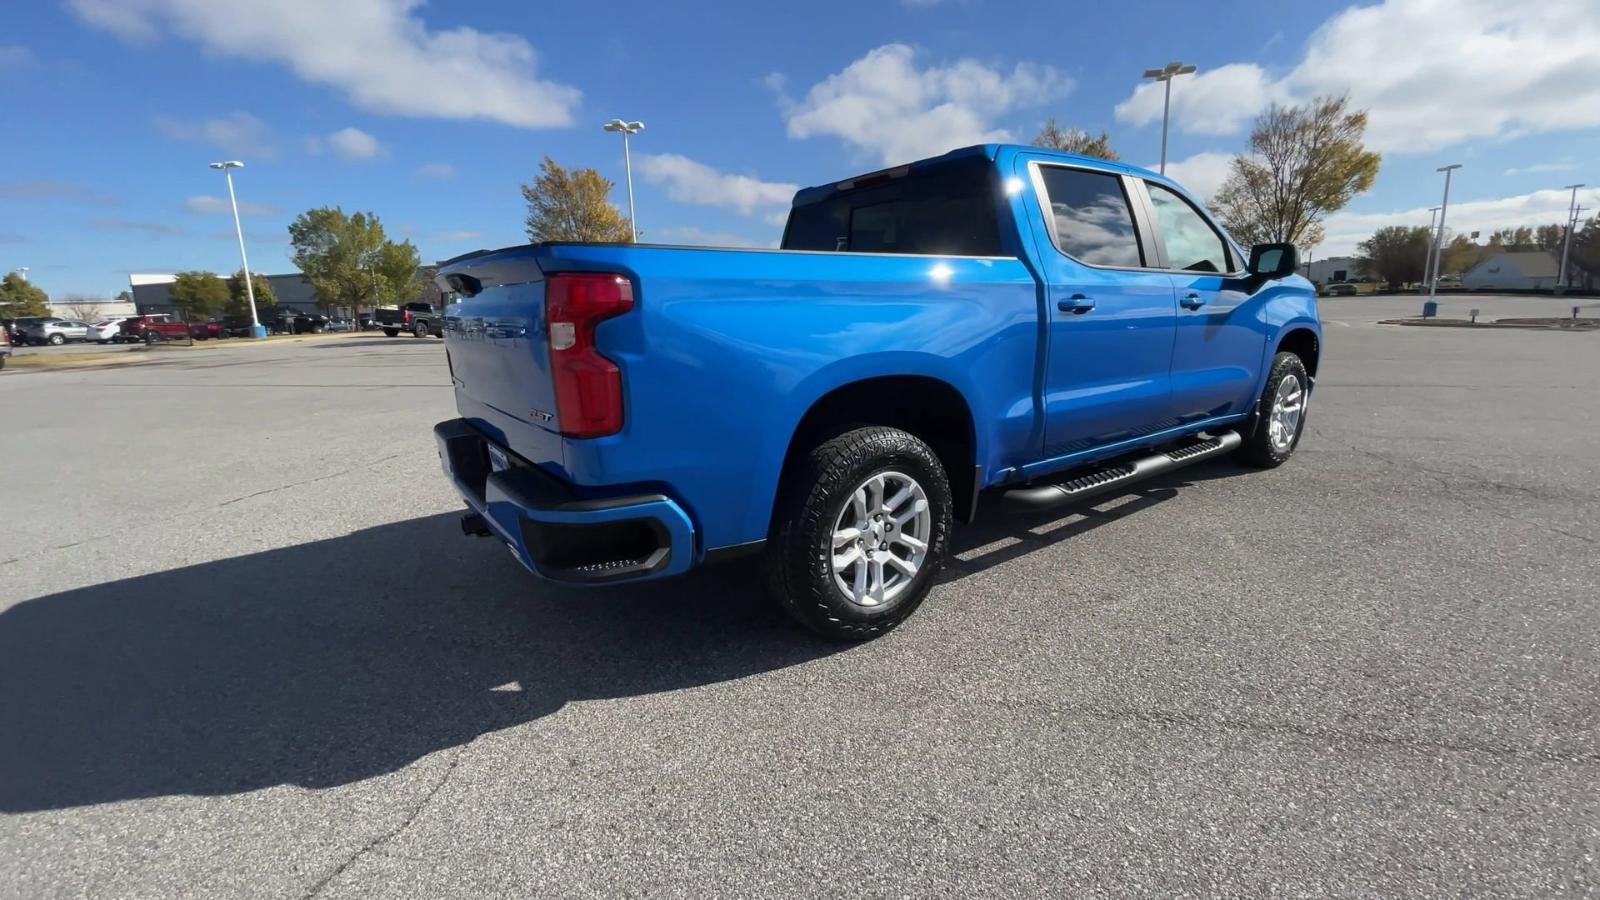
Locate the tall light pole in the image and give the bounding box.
[209,161,265,338]
[1558,183,1585,291]
[1422,206,1441,288]
[1428,164,1462,302]
[1141,61,1197,175]
[16,266,28,282]
[602,119,644,241]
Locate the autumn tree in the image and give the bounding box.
[0,271,50,317]
[288,207,422,315]
[1569,215,1600,287]
[1535,224,1566,254]
[168,271,229,320]
[521,157,633,243]
[1031,117,1118,161]
[1439,234,1481,275]
[225,269,277,317]
[1211,95,1381,249]
[1357,226,1431,289]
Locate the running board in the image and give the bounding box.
[1001,431,1242,511]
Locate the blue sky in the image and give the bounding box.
[3,0,1598,298]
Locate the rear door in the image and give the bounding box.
[1136,179,1265,423]
[1023,159,1178,457]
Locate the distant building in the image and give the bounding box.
[1461,252,1560,291]
[1304,256,1366,285]
[128,271,323,319]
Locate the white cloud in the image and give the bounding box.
[1115,64,1285,137]
[93,217,184,236]
[1503,161,1577,176]
[428,230,486,242]
[155,111,277,158]
[415,162,456,179]
[1319,186,1600,257]
[1112,0,1600,154]
[323,127,383,161]
[0,45,33,68]
[780,43,1070,165]
[67,0,580,129]
[655,226,775,249]
[637,154,797,216]
[1154,151,1235,202]
[184,195,280,216]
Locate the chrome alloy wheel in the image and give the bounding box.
[830,471,931,608]
[1268,373,1305,453]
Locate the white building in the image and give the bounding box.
[1462,252,1560,291]
[1304,256,1365,285]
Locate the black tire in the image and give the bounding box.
[412,321,428,338]
[382,328,399,338]
[767,426,953,641]
[1236,351,1310,468]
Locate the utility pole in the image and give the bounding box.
[1429,165,1462,302]
[1559,184,1585,291]
[1422,207,1441,289]
[603,119,645,241]
[1140,61,1196,175]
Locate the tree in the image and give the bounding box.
[168,271,229,321]
[1535,224,1566,254]
[0,271,50,317]
[288,207,422,315]
[225,269,277,317]
[1030,117,1118,161]
[1570,215,1600,287]
[521,157,633,243]
[1356,225,1431,289]
[1211,95,1381,249]
[1440,234,1481,275]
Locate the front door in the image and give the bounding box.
[1138,179,1267,424]
[1026,161,1178,458]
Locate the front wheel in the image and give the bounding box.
[1236,351,1309,468]
[48,333,65,345]
[767,426,952,641]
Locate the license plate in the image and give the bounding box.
[486,443,510,473]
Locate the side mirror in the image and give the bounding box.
[1248,243,1298,279]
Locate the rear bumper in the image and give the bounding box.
[434,418,695,584]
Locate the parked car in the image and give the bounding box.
[86,319,131,343]
[1321,282,1358,296]
[188,321,226,340]
[373,302,444,338]
[357,313,376,330]
[5,316,52,345]
[324,317,355,332]
[19,318,91,345]
[433,143,1322,640]
[0,322,11,370]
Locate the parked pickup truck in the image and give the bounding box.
[434,144,1320,640]
[373,302,444,338]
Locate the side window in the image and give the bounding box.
[1146,182,1231,273]
[1035,167,1144,267]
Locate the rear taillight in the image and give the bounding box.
[402,310,411,323]
[545,272,633,437]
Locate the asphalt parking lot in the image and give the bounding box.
[2,297,1596,898]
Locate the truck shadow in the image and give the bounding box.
[0,462,1240,813]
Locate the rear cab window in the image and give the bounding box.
[782,157,1004,256]
[1145,181,1234,273]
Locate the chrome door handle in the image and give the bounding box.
[1180,292,1208,310]
[1058,293,1096,314]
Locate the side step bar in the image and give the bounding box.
[1002,430,1242,511]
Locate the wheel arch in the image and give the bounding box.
[772,374,980,531]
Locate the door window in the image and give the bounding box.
[1146,182,1232,273]
[1035,166,1144,268]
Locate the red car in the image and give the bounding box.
[188,322,225,340]
[120,314,192,343]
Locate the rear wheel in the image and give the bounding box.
[1236,351,1309,468]
[767,426,952,641]
[412,321,428,338]
[382,328,399,338]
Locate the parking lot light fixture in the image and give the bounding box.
[1428,164,1461,302]
[1141,61,1197,175]
[602,119,645,242]
[209,161,266,338]
[1559,184,1584,291]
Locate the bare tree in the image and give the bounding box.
[1030,118,1119,161]
[54,298,108,321]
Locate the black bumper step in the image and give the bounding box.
[1002,430,1242,511]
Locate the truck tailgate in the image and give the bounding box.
[444,272,566,471]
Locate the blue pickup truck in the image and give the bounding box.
[434,144,1320,640]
